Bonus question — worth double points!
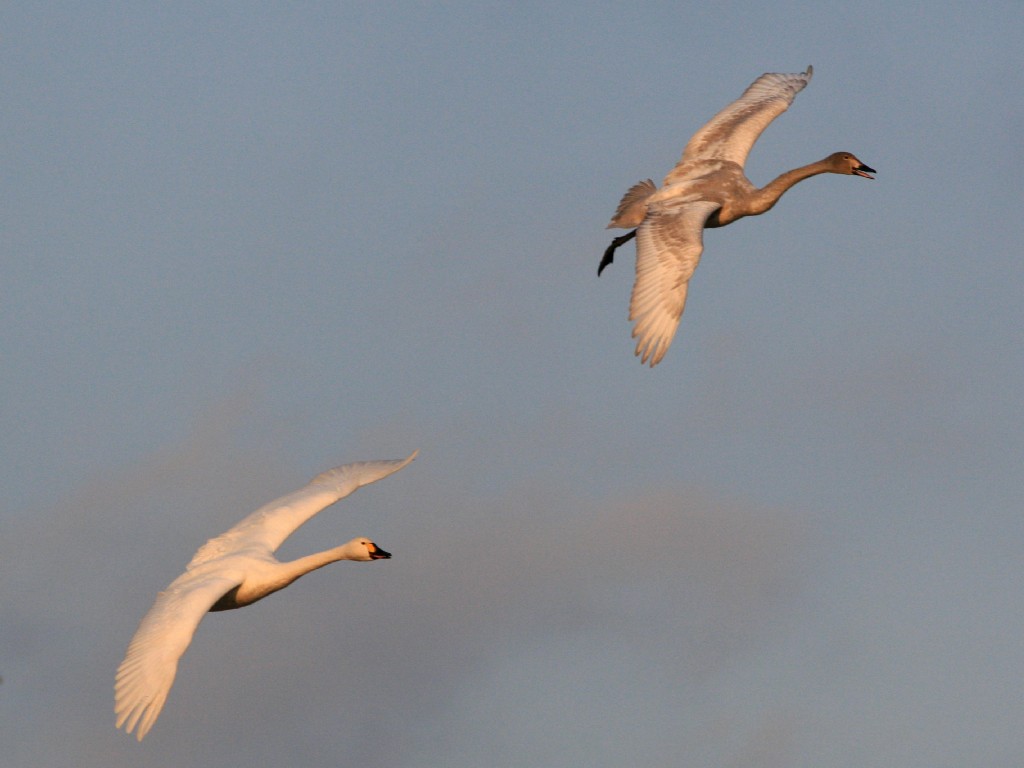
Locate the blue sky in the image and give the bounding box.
[4,2,1023,766]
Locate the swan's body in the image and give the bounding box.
[599,66,875,366]
[115,451,417,740]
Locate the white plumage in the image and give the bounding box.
[115,451,417,740]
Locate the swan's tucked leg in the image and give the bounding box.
[597,229,637,276]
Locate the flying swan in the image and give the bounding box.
[115,450,418,740]
[599,65,875,366]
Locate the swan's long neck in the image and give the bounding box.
[276,546,356,584]
[748,158,833,216]
[221,546,358,609]
[733,156,827,217]
[708,157,835,225]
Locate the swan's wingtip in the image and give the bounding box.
[805,64,813,79]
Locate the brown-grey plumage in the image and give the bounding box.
[600,66,875,366]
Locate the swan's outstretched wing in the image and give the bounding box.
[188,451,418,565]
[629,200,721,366]
[665,66,813,182]
[115,572,240,740]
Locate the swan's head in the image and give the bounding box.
[828,152,875,179]
[344,537,392,561]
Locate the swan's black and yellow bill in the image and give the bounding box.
[369,543,392,559]
[853,162,876,179]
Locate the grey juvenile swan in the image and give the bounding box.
[115,451,417,740]
[599,65,874,366]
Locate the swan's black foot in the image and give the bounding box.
[597,229,637,276]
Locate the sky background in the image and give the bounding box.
[3,2,1023,766]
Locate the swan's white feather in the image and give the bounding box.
[115,451,417,740]
[189,451,418,567]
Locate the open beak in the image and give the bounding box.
[369,545,392,560]
[853,163,876,179]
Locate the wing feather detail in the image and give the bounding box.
[188,452,418,566]
[115,574,240,740]
[628,200,721,366]
[664,67,812,184]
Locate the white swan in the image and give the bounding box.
[599,66,875,366]
[115,451,418,740]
